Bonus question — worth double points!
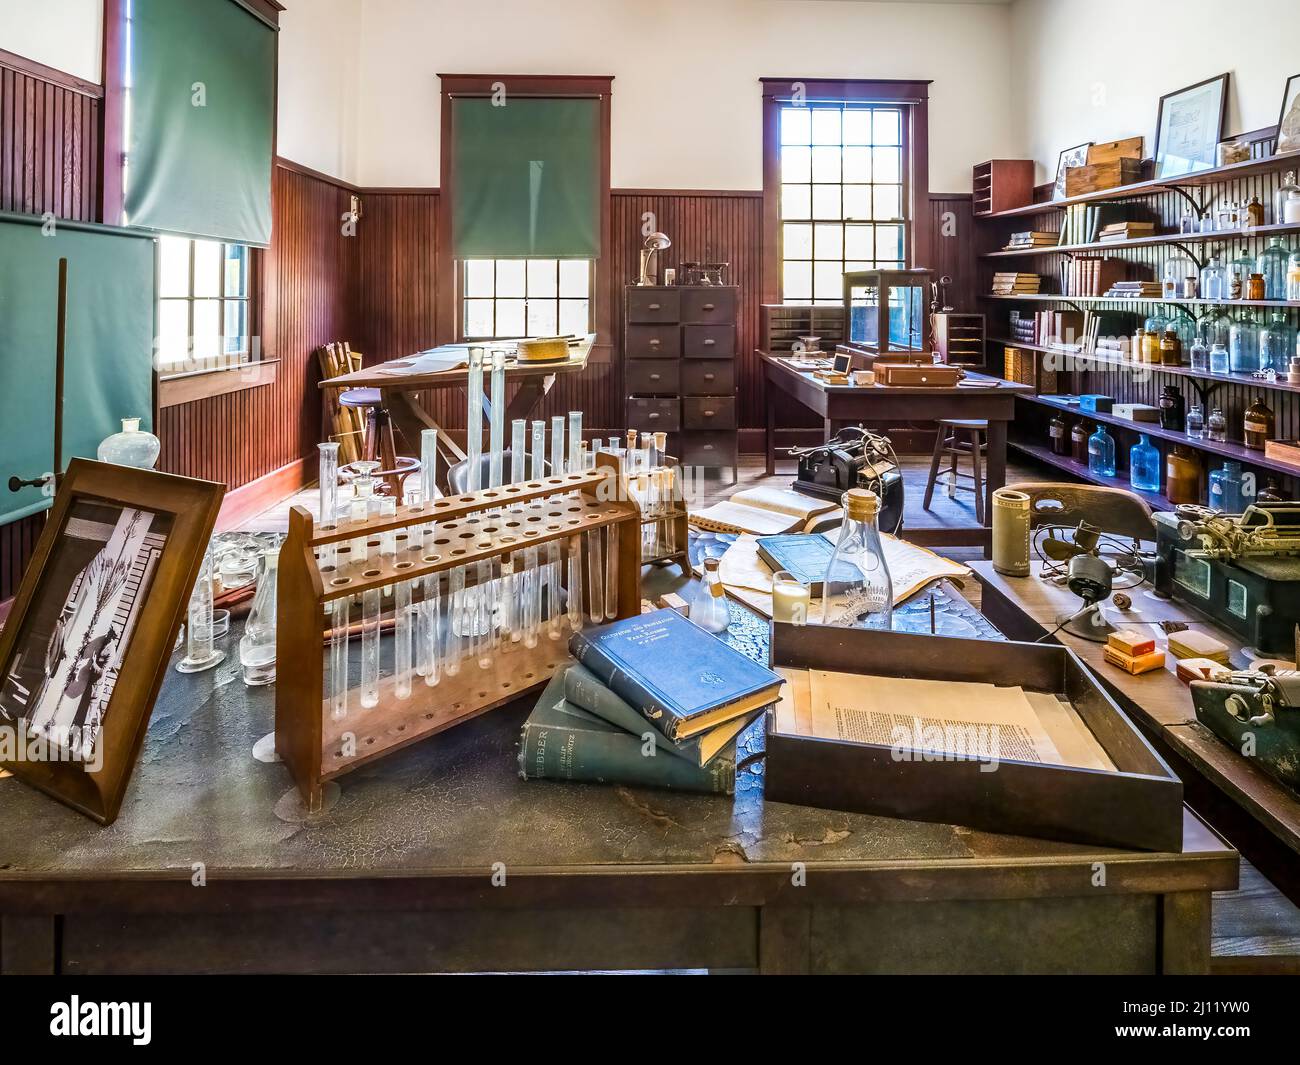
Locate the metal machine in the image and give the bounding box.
[788,426,905,532]
[1191,663,1300,792]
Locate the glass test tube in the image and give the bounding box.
[566,536,584,630]
[551,416,565,476]
[329,597,349,719]
[502,553,520,644]
[318,442,340,524]
[466,347,484,492]
[380,494,398,564]
[179,548,220,671]
[419,571,441,687]
[510,420,526,484]
[445,566,464,675]
[360,586,381,709]
[420,428,439,506]
[568,411,583,473]
[530,421,546,479]
[477,559,496,669]
[642,433,657,471]
[489,349,506,489]
[395,579,413,699]
[605,524,619,620]
[523,546,540,648]
[586,528,604,623]
[546,540,563,639]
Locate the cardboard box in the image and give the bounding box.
[764,623,1184,852]
[1113,403,1160,422]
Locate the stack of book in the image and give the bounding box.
[992,271,1042,296]
[1003,230,1058,250]
[1098,220,1157,243]
[1057,201,1145,245]
[519,608,783,795]
[1008,309,1037,344]
[1105,280,1163,299]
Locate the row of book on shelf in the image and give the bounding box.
[1000,203,1158,252]
[1009,307,1135,358]
[993,258,1154,299]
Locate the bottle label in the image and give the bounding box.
[1050,424,1064,438]
[1245,418,1268,432]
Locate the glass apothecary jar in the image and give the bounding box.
[1230,316,1261,372]
[1166,446,1202,505]
[97,417,160,469]
[1289,251,1300,301]
[1163,256,1194,300]
[1207,407,1229,442]
[1209,460,1255,513]
[1244,397,1275,450]
[1276,171,1300,225]
[1199,255,1229,301]
[1070,421,1091,464]
[1160,328,1183,366]
[1186,403,1206,438]
[1087,425,1116,478]
[1202,310,1233,349]
[1257,238,1291,300]
[1130,435,1161,492]
[1228,249,1256,299]
[1259,312,1296,372]
[1189,337,1210,372]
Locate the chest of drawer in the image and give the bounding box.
[681,288,736,324]
[625,324,680,359]
[681,359,734,395]
[683,396,737,430]
[626,289,680,324]
[625,359,680,394]
[683,324,734,358]
[626,397,680,433]
[680,430,737,467]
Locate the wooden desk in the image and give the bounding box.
[322,334,594,486]
[0,599,1235,975]
[760,354,1031,546]
[973,560,1300,906]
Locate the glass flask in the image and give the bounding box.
[1257,238,1291,300]
[1209,341,1230,374]
[1129,435,1161,492]
[1165,446,1201,505]
[1087,425,1116,478]
[1275,171,1300,225]
[1230,316,1260,372]
[1186,403,1206,439]
[1243,397,1275,450]
[1260,312,1296,372]
[239,547,279,686]
[689,557,731,634]
[1207,407,1228,442]
[97,417,160,469]
[1199,256,1229,301]
[820,488,893,631]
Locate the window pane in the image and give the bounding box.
[842,185,871,220]
[844,224,874,260]
[224,245,248,298]
[783,223,813,260]
[496,260,526,298]
[873,109,901,145]
[158,300,189,365]
[780,145,811,183]
[495,299,526,337]
[873,185,902,221]
[810,109,841,145]
[526,259,558,298]
[558,259,590,297]
[844,260,871,273]
[224,300,247,356]
[783,260,812,301]
[192,240,221,298]
[813,261,844,301]
[842,146,871,183]
[782,184,811,220]
[811,145,840,183]
[874,147,901,184]
[464,260,495,298]
[158,236,190,298]
[876,226,904,261]
[464,299,494,337]
[842,110,872,145]
[527,299,559,337]
[193,299,221,361]
[780,107,810,145]
[811,184,841,220]
[813,223,843,261]
[559,299,590,336]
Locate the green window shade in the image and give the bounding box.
[451,97,600,258]
[0,214,157,526]
[125,0,276,247]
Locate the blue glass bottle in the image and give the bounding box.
[1087,425,1116,478]
[1257,238,1290,301]
[1208,461,1255,513]
[1129,434,1161,492]
[1230,316,1260,373]
[1260,312,1296,372]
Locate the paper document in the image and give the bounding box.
[690,486,839,535]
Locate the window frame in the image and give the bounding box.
[437,74,613,355]
[760,78,931,305]
[155,236,259,378]
[460,257,595,342]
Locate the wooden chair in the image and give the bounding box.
[924,419,988,525]
[1003,481,1158,543]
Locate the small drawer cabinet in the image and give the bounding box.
[624,285,738,481]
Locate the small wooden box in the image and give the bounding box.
[875,363,964,387]
[1065,158,1143,197]
[764,623,1185,852]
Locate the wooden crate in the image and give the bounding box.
[1064,158,1143,197]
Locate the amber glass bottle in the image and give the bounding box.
[1070,420,1090,463]
[1244,398,1275,450]
[1160,328,1183,367]
[1165,446,1201,505]
[1049,412,1069,456]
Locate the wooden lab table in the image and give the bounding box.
[973,559,1300,907]
[0,599,1235,975]
[321,334,594,486]
[760,353,1032,547]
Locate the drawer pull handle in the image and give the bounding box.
[704,373,715,381]
[703,445,715,451]
[649,338,661,346]
[703,410,715,417]
[702,303,715,311]
[648,412,660,420]
[649,303,661,311]
[703,338,716,346]
[650,374,661,381]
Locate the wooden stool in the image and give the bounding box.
[338,388,421,499]
[923,418,988,525]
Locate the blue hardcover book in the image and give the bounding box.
[569,608,782,741]
[755,533,858,596]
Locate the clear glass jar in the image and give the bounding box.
[1228,250,1256,299]
[1260,312,1296,372]
[1276,171,1300,225]
[1207,407,1228,442]
[239,547,279,686]
[1186,404,1206,438]
[1199,255,1229,301]
[1129,435,1161,492]
[1087,425,1116,478]
[1203,310,1233,349]
[1164,256,1194,300]
[690,557,731,634]
[1230,316,1261,373]
[1189,337,1210,372]
[1288,251,1300,301]
[1257,238,1291,300]
[821,489,893,631]
[97,416,160,469]
[1209,342,1231,374]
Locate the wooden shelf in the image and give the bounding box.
[1007,438,1171,511]
[984,294,1300,309]
[975,149,1300,220]
[984,222,1300,259]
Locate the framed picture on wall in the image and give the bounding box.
[1154,73,1230,179]
[1276,74,1300,155]
[1053,143,1091,200]
[0,459,223,824]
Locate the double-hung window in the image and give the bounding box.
[461,258,592,341]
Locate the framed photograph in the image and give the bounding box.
[1276,74,1300,155]
[0,459,223,824]
[1154,73,1230,179]
[1053,143,1091,200]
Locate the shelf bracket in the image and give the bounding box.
[1188,377,1221,407]
[1168,186,1209,219]
[1167,240,1210,270]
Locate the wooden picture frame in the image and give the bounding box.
[1154,73,1230,179]
[1053,142,1091,200]
[0,459,224,824]
[1276,74,1300,155]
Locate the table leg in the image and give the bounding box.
[1,914,56,974]
[383,388,466,491]
[765,382,777,477]
[985,418,1008,522]
[504,374,558,423]
[758,906,811,974]
[1160,892,1211,974]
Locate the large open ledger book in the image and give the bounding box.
[689,486,841,535]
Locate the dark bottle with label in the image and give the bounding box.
[1257,477,1291,502]
[1158,385,1185,432]
[1244,398,1275,451]
[1049,412,1070,456]
[1070,420,1091,464]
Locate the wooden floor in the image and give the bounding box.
[251,451,1300,971]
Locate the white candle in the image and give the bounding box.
[771,571,811,625]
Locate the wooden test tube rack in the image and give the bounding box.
[275,454,642,809]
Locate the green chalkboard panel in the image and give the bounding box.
[0,213,157,526]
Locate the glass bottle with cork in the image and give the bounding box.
[821,488,893,631]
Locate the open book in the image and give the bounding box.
[689,486,840,536]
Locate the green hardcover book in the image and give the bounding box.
[563,663,757,767]
[518,673,736,794]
